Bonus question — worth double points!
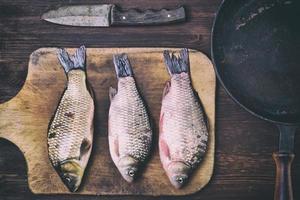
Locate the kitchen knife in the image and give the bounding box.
[42,4,186,27]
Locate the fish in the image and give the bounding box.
[47,46,94,192]
[159,49,209,189]
[108,53,152,183]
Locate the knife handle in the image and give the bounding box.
[273,152,294,200]
[110,6,185,26]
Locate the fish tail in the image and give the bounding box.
[113,53,133,78]
[58,45,86,73]
[163,48,190,75]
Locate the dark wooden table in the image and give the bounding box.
[0,0,299,199]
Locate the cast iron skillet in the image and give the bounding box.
[211,0,299,200]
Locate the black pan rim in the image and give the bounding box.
[210,0,299,125]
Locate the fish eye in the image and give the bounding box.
[64,176,71,183]
[128,169,135,177]
[176,177,184,184]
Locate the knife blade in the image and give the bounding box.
[42,4,186,27]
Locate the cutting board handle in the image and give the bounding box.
[273,152,294,200]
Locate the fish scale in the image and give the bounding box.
[110,77,151,162]
[160,49,209,188]
[47,46,94,192]
[167,75,207,167]
[109,54,152,182]
[48,70,93,166]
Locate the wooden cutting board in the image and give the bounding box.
[0,48,215,196]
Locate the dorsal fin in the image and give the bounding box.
[109,87,118,101]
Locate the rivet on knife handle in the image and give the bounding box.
[110,6,186,26]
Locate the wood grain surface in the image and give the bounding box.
[0,0,299,200]
[0,48,216,195]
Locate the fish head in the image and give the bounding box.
[118,156,139,183]
[167,161,190,189]
[57,160,84,192]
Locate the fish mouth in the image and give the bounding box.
[61,173,80,192]
[117,156,140,183]
[120,167,138,183]
[56,159,84,192]
[170,174,189,189]
[166,161,191,189]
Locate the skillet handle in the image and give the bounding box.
[273,152,294,200]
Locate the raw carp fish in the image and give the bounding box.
[48,46,94,192]
[159,49,209,189]
[108,54,152,183]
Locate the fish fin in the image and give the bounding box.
[205,117,210,133]
[80,137,92,157]
[58,48,73,73]
[87,81,95,99]
[72,46,86,69]
[109,136,120,164]
[108,118,120,161]
[159,112,165,132]
[113,53,133,78]
[159,138,171,161]
[192,88,210,131]
[109,87,117,101]
[113,138,120,158]
[163,48,190,75]
[79,137,92,168]
[192,88,199,98]
[57,45,86,73]
[162,81,171,97]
